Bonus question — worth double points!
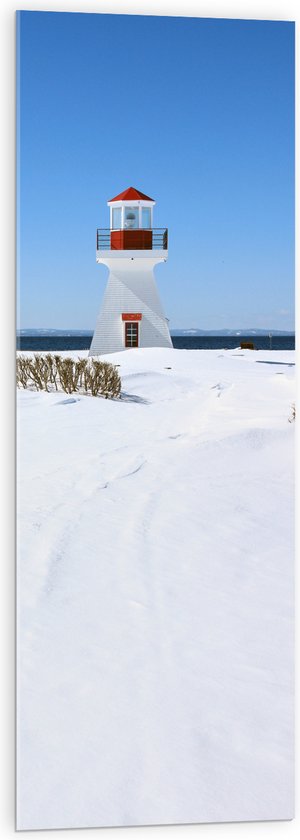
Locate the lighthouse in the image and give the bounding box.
[89,187,173,355]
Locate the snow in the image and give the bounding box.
[17,347,295,830]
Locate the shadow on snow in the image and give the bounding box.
[120,392,150,405]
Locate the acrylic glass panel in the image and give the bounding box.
[16,9,295,833]
[142,207,151,228]
[124,206,139,229]
[112,207,121,229]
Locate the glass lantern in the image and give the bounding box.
[124,207,139,229]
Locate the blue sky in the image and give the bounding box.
[17,11,295,331]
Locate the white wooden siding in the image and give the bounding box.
[89,258,173,356]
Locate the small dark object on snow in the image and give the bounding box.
[240,342,255,350]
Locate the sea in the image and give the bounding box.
[17,335,295,352]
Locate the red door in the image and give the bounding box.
[125,322,139,347]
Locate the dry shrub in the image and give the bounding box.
[27,354,52,391]
[16,354,121,400]
[55,357,81,394]
[76,358,89,390]
[16,356,30,388]
[88,360,121,398]
[45,353,59,391]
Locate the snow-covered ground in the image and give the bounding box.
[17,347,295,830]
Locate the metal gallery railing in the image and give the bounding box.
[96,228,168,251]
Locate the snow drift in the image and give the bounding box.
[17,347,295,829]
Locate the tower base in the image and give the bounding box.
[89,254,173,356]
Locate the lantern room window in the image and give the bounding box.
[141,207,151,228]
[112,207,122,229]
[124,207,139,229]
[109,200,154,233]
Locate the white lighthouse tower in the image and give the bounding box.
[89,187,173,355]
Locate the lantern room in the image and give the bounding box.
[96,186,168,254]
[107,186,156,250]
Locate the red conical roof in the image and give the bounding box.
[108,186,155,202]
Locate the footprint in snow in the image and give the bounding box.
[211,382,232,398]
[116,460,147,481]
